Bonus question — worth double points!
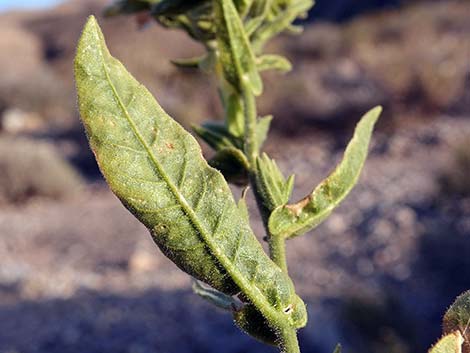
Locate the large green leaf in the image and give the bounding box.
[214,0,263,95]
[75,16,305,329]
[268,107,382,239]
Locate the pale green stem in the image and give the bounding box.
[278,325,301,353]
[241,82,258,168]
[269,233,288,274]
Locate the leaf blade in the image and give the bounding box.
[75,16,305,329]
[215,0,263,95]
[268,107,382,238]
[428,331,463,353]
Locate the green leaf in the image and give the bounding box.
[192,122,241,151]
[256,115,272,148]
[75,16,305,330]
[443,290,470,351]
[223,90,245,137]
[252,0,314,52]
[152,1,215,43]
[268,106,382,238]
[209,147,250,186]
[214,0,263,95]
[428,332,463,353]
[237,187,250,222]
[170,55,206,69]
[333,344,342,353]
[233,0,253,18]
[255,153,295,213]
[257,54,292,73]
[244,0,271,36]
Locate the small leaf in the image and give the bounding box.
[244,0,271,36]
[223,90,245,137]
[209,147,250,186]
[429,331,463,353]
[252,0,314,51]
[256,115,272,148]
[75,16,305,330]
[269,106,382,238]
[233,0,253,17]
[171,55,206,69]
[255,153,295,213]
[257,54,292,73]
[214,0,263,95]
[192,279,240,311]
[237,188,250,222]
[192,122,241,151]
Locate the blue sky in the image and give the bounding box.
[0,0,65,11]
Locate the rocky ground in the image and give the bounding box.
[0,1,469,353]
[1,114,470,353]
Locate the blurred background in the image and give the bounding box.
[0,0,469,352]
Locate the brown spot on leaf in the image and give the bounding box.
[286,195,311,217]
[166,142,174,150]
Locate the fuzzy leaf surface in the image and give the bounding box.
[215,0,262,95]
[444,290,470,353]
[429,332,464,353]
[75,16,305,328]
[268,107,382,238]
[256,153,294,213]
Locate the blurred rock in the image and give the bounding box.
[1,108,45,134]
[129,240,160,274]
[0,136,84,204]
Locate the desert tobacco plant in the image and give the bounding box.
[74,1,382,352]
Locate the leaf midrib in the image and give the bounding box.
[95,34,284,325]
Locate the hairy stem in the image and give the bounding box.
[278,326,301,353]
[242,83,258,168]
[269,233,288,273]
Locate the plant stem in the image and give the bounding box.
[278,326,301,353]
[269,233,288,273]
[241,83,258,168]
[240,83,290,274]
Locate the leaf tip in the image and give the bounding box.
[370,105,383,120]
[83,15,100,36]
